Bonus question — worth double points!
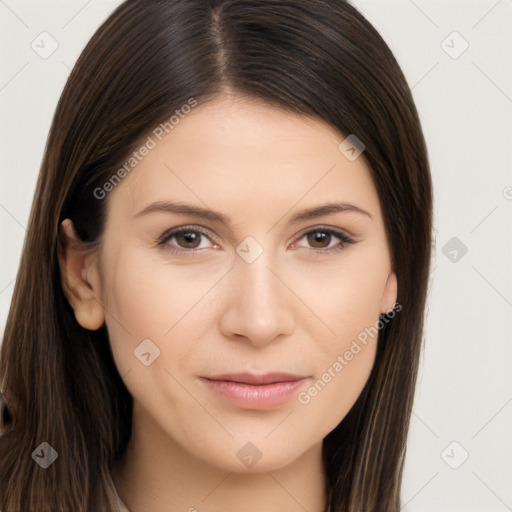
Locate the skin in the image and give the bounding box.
[59,93,397,512]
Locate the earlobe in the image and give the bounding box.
[74,300,105,331]
[380,271,398,314]
[58,219,105,331]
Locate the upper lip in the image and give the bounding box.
[203,372,307,385]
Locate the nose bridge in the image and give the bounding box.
[219,243,295,346]
[240,251,279,307]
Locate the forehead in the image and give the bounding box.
[107,95,380,223]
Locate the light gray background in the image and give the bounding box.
[1,1,511,510]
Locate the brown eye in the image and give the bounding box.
[307,231,332,248]
[293,227,355,255]
[157,226,219,254]
[175,231,202,249]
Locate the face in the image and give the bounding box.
[62,94,397,473]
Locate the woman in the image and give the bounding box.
[0,0,432,511]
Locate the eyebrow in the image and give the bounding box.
[133,200,373,224]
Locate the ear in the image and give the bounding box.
[380,271,398,314]
[58,219,105,330]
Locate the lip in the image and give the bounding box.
[205,372,307,385]
[200,372,309,409]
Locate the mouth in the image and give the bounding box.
[199,372,310,409]
[204,372,307,385]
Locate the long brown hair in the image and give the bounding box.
[0,0,433,510]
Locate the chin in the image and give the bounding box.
[193,439,302,474]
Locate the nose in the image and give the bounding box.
[218,250,296,348]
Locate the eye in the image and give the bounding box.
[157,226,219,254]
[292,227,355,254]
[157,225,355,257]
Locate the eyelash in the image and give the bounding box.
[156,225,355,256]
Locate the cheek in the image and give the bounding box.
[291,252,386,422]
[297,341,377,439]
[99,248,220,425]
[294,255,388,353]
[101,246,222,369]
[294,268,384,429]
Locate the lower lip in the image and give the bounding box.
[200,378,308,409]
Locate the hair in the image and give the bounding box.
[0,0,433,510]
